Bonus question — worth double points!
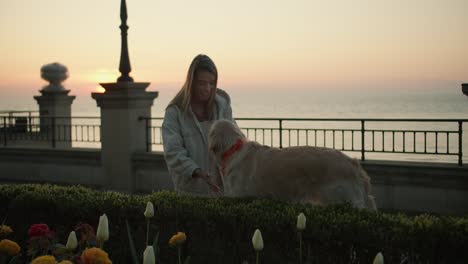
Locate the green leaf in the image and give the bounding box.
[7,255,20,264]
[152,231,160,264]
[1,215,7,225]
[125,219,140,264]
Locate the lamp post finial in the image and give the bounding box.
[117,0,133,82]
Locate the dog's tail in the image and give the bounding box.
[351,158,377,211]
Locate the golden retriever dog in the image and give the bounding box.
[208,120,376,210]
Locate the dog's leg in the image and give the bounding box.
[350,158,377,211]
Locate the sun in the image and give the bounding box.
[94,85,106,93]
[88,69,119,93]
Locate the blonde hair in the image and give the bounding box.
[168,54,218,115]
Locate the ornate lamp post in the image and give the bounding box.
[117,0,133,82]
[91,0,158,193]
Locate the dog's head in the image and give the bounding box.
[208,120,246,163]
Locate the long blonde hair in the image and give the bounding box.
[168,54,218,115]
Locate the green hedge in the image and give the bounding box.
[0,184,467,264]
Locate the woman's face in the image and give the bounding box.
[192,70,216,103]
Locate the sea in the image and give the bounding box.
[1,85,468,163]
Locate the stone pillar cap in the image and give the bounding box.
[41,62,69,92]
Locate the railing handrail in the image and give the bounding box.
[140,117,468,122]
[1,115,466,122]
[0,110,39,114]
[1,115,101,148]
[235,117,468,122]
[140,116,467,165]
[2,116,466,165]
[0,115,100,119]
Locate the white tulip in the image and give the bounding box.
[65,231,78,250]
[373,252,384,264]
[143,246,156,264]
[96,214,109,242]
[297,212,306,231]
[252,229,263,251]
[144,202,154,218]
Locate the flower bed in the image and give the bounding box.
[0,184,467,263]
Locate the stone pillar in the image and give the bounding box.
[34,63,75,148]
[92,82,158,192]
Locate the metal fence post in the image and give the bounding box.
[3,116,7,146]
[361,120,365,161]
[145,118,150,152]
[51,117,56,148]
[28,111,32,133]
[459,121,463,166]
[279,119,283,148]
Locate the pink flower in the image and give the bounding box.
[28,224,51,238]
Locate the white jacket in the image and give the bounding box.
[162,89,234,196]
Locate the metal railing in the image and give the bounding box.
[1,114,466,165]
[0,115,101,148]
[141,117,467,166]
[0,111,38,134]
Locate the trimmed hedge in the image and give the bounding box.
[0,184,467,264]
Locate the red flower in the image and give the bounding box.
[74,223,96,246]
[28,224,51,238]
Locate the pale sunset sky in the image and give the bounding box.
[0,0,467,99]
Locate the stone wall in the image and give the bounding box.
[363,160,468,215]
[1,148,467,215]
[0,148,104,187]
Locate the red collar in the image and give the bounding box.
[221,139,244,177]
[222,139,244,162]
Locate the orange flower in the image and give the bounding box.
[169,232,187,247]
[0,225,13,237]
[81,247,112,264]
[31,255,56,264]
[0,239,20,256]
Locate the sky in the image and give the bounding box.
[0,0,467,100]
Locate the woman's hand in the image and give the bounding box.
[192,169,220,193]
[204,173,221,193]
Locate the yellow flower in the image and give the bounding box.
[31,255,56,264]
[81,247,112,264]
[169,232,187,247]
[0,239,21,256]
[58,261,73,264]
[0,225,13,237]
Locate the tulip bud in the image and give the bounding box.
[65,231,78,250]
[144,202,154,218]
[251,229,263,251]
[96,214,109,242]
[143,246,156,264]
[297,212,306,231]
[373,252,384,264]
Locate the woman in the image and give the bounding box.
[162,54,235,196]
